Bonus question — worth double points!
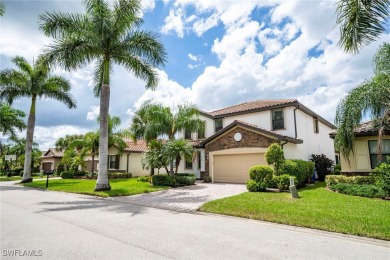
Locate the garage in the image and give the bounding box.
[213,153,266,183]
[42,162,52,172]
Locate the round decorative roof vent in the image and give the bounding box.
[234,132,242,142]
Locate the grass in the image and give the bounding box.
[22,178,169,197]
[0,175,47,182]
[199,182,390,240]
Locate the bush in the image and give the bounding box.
[334,164,341,171]
[330,183,385,198]
[175,174,196,186]
[249,165,273,183]
[56,162,65,174]
[151,174,176,187]
[108,172,132,179]
[372,162,390,196]
[74,171,88,177]
[137,176,151,182]
[282,160,314,186]
[273,174,297,191]
[203,175,212,183]
[60,171,74,179]
[265,143,285,175]
[325,175,375,186]
[246,180,267,192]
[310,154,334,181]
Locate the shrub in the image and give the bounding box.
[137,176,151,182]
[203,175,212,183]
[246,180,267,192]
[151,174,176,187]
[175,174,196,186]
[310,154,334,181]
[330,183,385,198]
[334,164,341,171]
[282,160,313,186]
[56,162,65,174]
[74,171,88,177]
[325,175,375,186]
[60,171,74,179]
[249,165,273,183]
[265,143,285,175]
[273,174,297,191]
[372,162,390,196]
[108,172,132,179]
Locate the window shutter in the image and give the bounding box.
[115,154,120,169]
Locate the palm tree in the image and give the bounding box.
[163,139,194,174]
[0,102,26,138]
[55,134,84,152]
[0,56,76,183]
[40,0,166,191]
[130,102,204,173]
[335,0,389,53]
[0,0,5,16]
[335,43,390,160]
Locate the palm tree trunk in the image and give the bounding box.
[21,96,36,183]
[91,154,95,174]
[95,82,111,191]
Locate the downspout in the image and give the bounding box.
[293,105,299,139]
[281,140,288,149]
[126,153,130,173]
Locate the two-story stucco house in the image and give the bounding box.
[41,99,336,183]
[175,99,336,183]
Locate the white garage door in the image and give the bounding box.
[213,153,266,183]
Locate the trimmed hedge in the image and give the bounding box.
[330,183,385,198]
[151,174,176,187]
[203,175,212,183]
[372,162,390,196]
[175,174,196,186]
[108,172,132,179]
[325,175,375,186]
[282,160,314,186]
[246,180,267,192]
[249,165,273,183]
[273,174,297,191]
[60,171,74,179]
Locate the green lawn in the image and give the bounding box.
[22,178,169,197]
[0,176,46,182]
[200,182,390,240]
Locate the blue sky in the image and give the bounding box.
[0,0,389,150]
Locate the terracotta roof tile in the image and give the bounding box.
[42,148,63,158]
[209,99,297,116]
[124,139,148,152]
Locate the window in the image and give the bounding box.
[197,121,206,139]
[368,140,390,169]
[197,151,202,170]
[109,155,119,169]
[215,118,223,133]
[313,118,319,133]
[184,128,192,139]
[272,109,284,130]
[185,160,193,169]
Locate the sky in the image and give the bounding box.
[0,0,389,150]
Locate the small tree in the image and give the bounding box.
[163,139,194,175]
[310,154,334,181]
[142,140,169,175]
[265,143,285,175]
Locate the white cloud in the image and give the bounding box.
[87,106,100,121]
[188,53,198,61]
[161,8,185,38]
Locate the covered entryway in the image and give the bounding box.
[213,153,266,183]
[42,162,52,172]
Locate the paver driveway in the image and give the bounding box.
[109,181,247,212]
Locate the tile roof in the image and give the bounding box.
[42,148,63,158]
[209,99,298,117]
[124,139,148,152]
[329,121,390,138]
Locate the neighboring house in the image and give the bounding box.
[330,121,390,176]
[41,148,63,172]
[175,99,336,183]
[40,99,336,182]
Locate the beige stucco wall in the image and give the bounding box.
[41,157,61,171]
[340,136,388,173]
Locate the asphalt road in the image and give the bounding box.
[1,181,389,260]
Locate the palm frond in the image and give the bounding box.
[373,43,390,75]
[112,0,143,36]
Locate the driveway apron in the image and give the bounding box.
[108,181,247,212]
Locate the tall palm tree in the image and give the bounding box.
[336,0,389,53]
[0,56,76,183]
[0,102,26,138]
[335,43,390,159]
[55,134,84,151]
[40,0,166,191]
